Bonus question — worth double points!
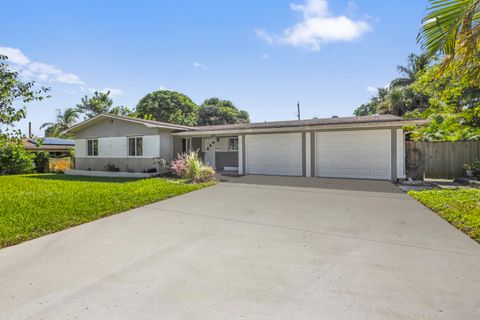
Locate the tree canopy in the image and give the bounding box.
[198,97,250,126]
[0,54,49,138]
[136,90,199,126]
[40,108,79,137]
[76,91,114,119]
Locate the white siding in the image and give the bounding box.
[246,133,302,176]
[316,130,391,180]
[305,133,311,177]
[396,129,405,179]
[75,139,86,157]
[238,135,244,175]
[75,135,161,158]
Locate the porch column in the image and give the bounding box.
[305,132,311,177]
[238,135,245,175]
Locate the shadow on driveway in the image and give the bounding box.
[215,173,403,194]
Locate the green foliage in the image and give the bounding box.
[463,159,480,177]
[409,188,480,243]
[109,106,137,117]
[40,107,79,137]
[0,138,35,175]
[198,97,250,125]
[136,90,199,126]
[76,91,114,119]
[0,174,214,247]
[170,151,216,182]
[0,54,50,138]
[409,59,480,141]
[34,151,50,173]
[418,0,480,80]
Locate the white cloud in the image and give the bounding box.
[159,85,170,90]
[256,0,370,51]
[26,62,85,85]
[0,46,85,85]
[193,61,208,70]
[366,86,377,94]
[89,87,123,97]
[0,47,30,65]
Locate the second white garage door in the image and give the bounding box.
[316,130,391,180]
[246,133,302,176]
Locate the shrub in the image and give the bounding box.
[170,153,188,177]
[170,151,215,182]
[0,139,35,175]
[48,158,72,173]
[104,163,120,172]
[35,152,50,173]
[464,159,480,178]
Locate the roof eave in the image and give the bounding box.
[171,119,429,136]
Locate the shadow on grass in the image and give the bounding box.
[24,173,144,183]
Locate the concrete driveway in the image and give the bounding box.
[1,176,479,320]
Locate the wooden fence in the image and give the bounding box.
[405,141,480,179]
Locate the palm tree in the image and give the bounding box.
[390,53,431,88]
[40,108,79,137]
[418,0,480,73]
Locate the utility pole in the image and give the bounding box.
[297,101,301,120]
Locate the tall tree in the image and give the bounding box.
[40,108,79,137]
[136,90,199,126]
[390,53,431,88]
[198,98,250,126]
[418,0,480,82]
[0,54,49,137]
[76,91,113,119]
[109,106,136,117]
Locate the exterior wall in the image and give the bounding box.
[74,118,159,138]
[75,157,158,173]
[215,152,239,170]
[172,136,183,157]
[76,135,160,159]
[73,117,176,172]
[396,129,405,179]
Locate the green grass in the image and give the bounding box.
[0,174,214,248]
[409,188,480,243]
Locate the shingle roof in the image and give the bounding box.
[186,114,409,132]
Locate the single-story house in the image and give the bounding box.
[23,137,75,157]
[64,113,426,180]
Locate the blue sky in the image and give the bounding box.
[1,0,428,136]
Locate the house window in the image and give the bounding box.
[87,139,98,156]
[128,137,143,156]
[228,137,239,151]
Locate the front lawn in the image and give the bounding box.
[409,188,480,243]
[0,174,213,248]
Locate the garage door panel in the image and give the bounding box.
[246,133,302,176]
[316,130,391,180]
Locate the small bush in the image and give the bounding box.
[104,163,120,172]
[35,152,50,173]
[48,158,72,173]
[463,159,480,178]
[170,151,215,182]
[0,139,35,175]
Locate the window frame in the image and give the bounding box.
[228,137,239,151]
[128,136,144,157]
[87,139,99,156]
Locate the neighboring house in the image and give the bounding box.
[64,113,426,180]
[23,137,75,157]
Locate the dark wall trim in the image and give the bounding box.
[301,132,306,177]
[391,129,397,181]
[310,131,315,177]
[241,134,246,175]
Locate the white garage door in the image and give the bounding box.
[246,133,302,176]
[316,130,391,180]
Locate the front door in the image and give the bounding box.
[204,138,216,168]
